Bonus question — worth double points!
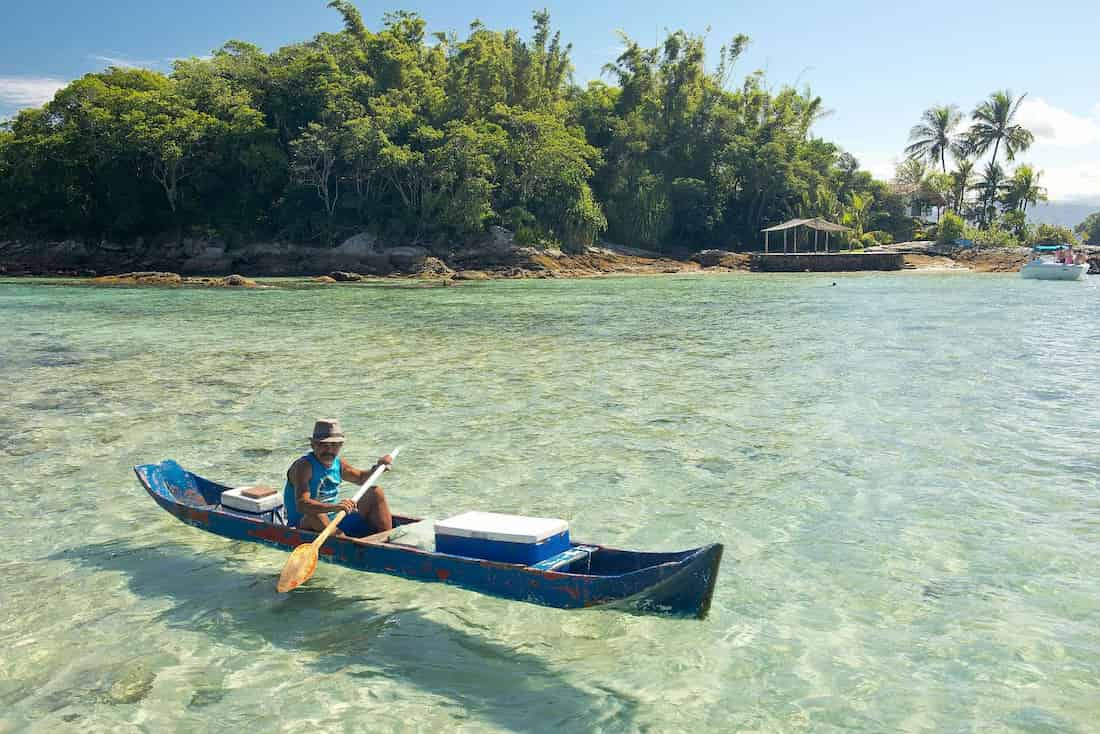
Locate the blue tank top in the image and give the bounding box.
[284,452,342,526]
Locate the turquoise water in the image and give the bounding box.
[1,273,1098,733]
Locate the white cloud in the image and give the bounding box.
[1016,97,1100,147]
[849,150,898,181]
[89,54,159,69]
[1034,160,1100,202]
[0,76,67,108]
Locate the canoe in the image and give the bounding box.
[134,460,723,619]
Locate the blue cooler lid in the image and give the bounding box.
[435,511,568,543]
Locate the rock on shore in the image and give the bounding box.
[6,232,1097,282]
[91,272,260,287]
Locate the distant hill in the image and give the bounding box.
[1028,199,1100,230]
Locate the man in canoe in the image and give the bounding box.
[283,419,393,536]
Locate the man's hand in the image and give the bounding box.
[338,499,357,515]
[377,455,393,469]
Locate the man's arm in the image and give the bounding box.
[341,454,393,485]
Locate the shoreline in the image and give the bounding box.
[1,241,1094,286]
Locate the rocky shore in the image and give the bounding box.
[1,229,1095,284]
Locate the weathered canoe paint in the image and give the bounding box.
[134,461,723,619]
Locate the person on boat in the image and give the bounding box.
[283,419,393,537]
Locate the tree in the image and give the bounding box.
[289,121,342,240]
[973,162,1008,228]
[905,104,962,172]
[1075,211,1100,244]
[423,120,502,235]
[1030,223,1078,246]
[494,106,605,249]
[894,158,927,187]
[968,91,1034,170]
[842,191,872,243]
[128,89,221,221]
[0,11,900,257]
[948,157,975,215]
[968,92,1034,229]
[327,1,368,42]
[1002,164,1046,214]
[926,172,954,220]
[340,116,385,218]
[1001,210,1029,241]
[937,211,965,244]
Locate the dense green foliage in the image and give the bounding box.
[936,211,965,244]
[1029,223,1078,246]
[1075,212,1100,245]
[0,5,908,253]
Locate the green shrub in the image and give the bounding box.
[1076,212,1100,244]
[503,206,545,247]
[1000,211,1029,241]
[937,212,965,244]
[1028,223,1078,246]
[964,224,1019,248]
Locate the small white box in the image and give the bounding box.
[221,486,284,514]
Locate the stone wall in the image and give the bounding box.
[750,253,905,272]
[0,227,530,277]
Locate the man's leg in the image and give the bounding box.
[298,512,345,536]
[357,485,393,532]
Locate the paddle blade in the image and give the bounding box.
[276,543,319,592]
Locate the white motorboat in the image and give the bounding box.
[1020,261,1089,280]
[1020,245,1089,281]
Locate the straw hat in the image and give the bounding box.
[309,419,346,444]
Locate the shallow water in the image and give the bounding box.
[1,273,1098,733]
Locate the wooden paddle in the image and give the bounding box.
[276,446,401,592]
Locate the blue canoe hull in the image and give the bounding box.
[134,461,723,619]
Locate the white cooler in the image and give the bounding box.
[434,511,570,564]
[221,486,283,514]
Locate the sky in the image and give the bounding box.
[2,0,1099,204]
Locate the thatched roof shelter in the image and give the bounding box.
[761,218,852,253]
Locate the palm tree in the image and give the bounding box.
[905,104,963,172]
[1004,164,1047,214]
[969,91,1035,170]
[843,191,872,245]
[949,157,976,215]
[973,162,1008,228]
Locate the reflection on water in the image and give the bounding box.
[1,273,1099,731]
